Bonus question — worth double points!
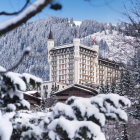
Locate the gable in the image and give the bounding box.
[55,85,97,102]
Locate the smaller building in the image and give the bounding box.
[24,91,41,109]
[41,81,67,99]
[24,83,98,107]
[54,84,98,102]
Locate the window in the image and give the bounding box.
[69,75,73,79]
[43,85,48,90]
[62,70,64,74]
[69,80,73,84]
[59,76,61,80]
[69,64,73,68]
[69,69,73,73]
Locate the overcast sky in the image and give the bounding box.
[0,0,131,24]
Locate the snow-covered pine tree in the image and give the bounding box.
[130,96,140,120]
[50,83,59,98]
[0,66,42,111]
[116,70,124,95]
[109,79,116,93]
[116,69,134,96]
[122,70,134,96]
[0,69,131,140]
[9,94,131,140]
[104,81,110,94]
[99,81,105,94]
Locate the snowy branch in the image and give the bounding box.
[0,0,30,16]
[0,0,53,36]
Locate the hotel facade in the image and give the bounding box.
[47,31,121,87]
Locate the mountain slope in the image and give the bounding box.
[0,17,134,80]
[82,30,134,64]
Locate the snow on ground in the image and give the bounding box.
[0,112,13,140]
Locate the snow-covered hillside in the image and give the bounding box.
[82,30,134,64]
[0,17,135,80]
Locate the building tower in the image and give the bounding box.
[47,29,54,81]
[47,33,121,87]
[47,32,100,86]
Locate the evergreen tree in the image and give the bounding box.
[116,76,123,96]
[0,67,131,140]
[109,79,116,93]
[0,66,42,111]
[99,81,105,94]
[40,99,46,110]
[130,96,140,120]
[122,70,132,95]
[104,81,110,94]
[116,70,134,96]
[50,83,59,98]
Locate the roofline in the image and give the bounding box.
[55,84,98,95]
[51,44,74,50]
[50,43,97,53]
[99,56,126,67]
[80,44,97,53]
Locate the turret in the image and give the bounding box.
[47,29,54,62]
[47,29,54,81]
[73,38,80,84]
[92,45,99,55]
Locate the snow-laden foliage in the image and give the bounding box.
[0,111,13,140]
[0,67,131,139]
[0,66,42,111]
[47,117,105,140]
[129,97,140,120]
[115,70,135,96]
[0,94,130,140]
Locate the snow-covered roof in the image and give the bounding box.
[50,42,97,53]
[51,44,74,50]
[80,44,97,52]
[24,90,38,95]
[55,84,98,95]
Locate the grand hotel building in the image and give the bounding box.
[47,31,121,86]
